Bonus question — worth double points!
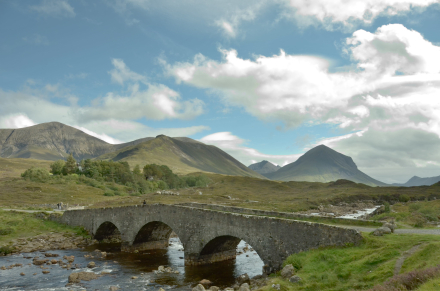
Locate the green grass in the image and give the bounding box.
[372,200,440,228]
[416,277,440,290]
[0,209,89,248]
[260,233,440,291]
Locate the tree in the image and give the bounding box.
[63,154,77,175]
[50,160,65,175]
[133,164,141,176]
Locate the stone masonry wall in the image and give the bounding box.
[58,204,363,273]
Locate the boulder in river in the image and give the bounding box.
[68,271,100,283]
[192,284,206,291]
[87,261,96,268]
[236,273,250,285]
[239,283,250,291]
[199,279,212,287]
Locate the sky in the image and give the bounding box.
[1,0,440,184]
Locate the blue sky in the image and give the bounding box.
[1,0,440,183]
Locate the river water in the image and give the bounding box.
[0,238,264,291]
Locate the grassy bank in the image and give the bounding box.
[371,200,440,228]
[263,233,440,291]
[0,209,89,254]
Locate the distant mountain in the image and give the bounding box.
[265,145,387,187]
[248,160,280,176]
[97,135,265,177]
[0,122,150,161]
[392,175,440,187]
[0,122,263,178]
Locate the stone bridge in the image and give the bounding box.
[58,204,363,273]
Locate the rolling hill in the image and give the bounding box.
[265,145,387,186]
[248,160,281,176]
[97,135,265,177]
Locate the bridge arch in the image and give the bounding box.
[187,234,267,273]
[125,220,182,252]
[94,221,122,243]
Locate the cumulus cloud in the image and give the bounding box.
[281,0,439,31]
[0,114,36,129]
[167,24,440,183]
[0,58,208,143]
[200,132,300,167]
[76,59,204,122]
[29,0,75,18]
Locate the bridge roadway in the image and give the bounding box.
[58,204,363,273]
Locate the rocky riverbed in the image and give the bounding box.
[2,232,97,254]
[1,237,265,291]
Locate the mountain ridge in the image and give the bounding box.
[0,122,263,178]
[266,145,387,186]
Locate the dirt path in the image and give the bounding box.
[394,244,424,275]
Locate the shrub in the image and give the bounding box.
[399,194,411,203]
[0,246,13,255]
[384,202,391,213]
[21,167,50,182]
[50,160,65,175]
[0,228,13,235]
[103,190,114,196]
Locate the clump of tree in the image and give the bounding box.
[21,167,50,182]
[50,154,78,175]
[38,157,211,195]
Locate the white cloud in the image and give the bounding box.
[0,59,207,144]
[72,126,123,144]
[77,59,204,122]
[29,0,75,18]
[168,24,440,182]
[109,59,147,85]
[22,34,49,46]
[0,114,36,129]
[281,0,439,31]
[200,132,300,167]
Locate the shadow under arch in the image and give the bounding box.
[94,221,122,242]
[126,221,178,252]
[187,235,265,282]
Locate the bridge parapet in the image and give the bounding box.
[59,204,363,273]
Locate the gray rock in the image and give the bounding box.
[373,227,392,236]
[109,287,118,291]
[280,264,295,279]
[192,284,206,291]
[383,222,395,233]
[208,287,220,291]
[239,283,250,291]
[289,275,302,283]
[271,284,280,290]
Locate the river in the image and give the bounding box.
[0,238,264,291]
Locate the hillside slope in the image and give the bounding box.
[266,145,387,186]
[97,135,265,177]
